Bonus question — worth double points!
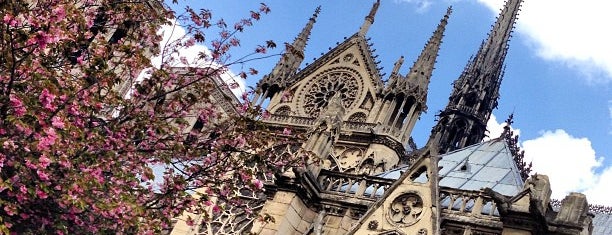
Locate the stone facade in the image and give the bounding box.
[169,0,606,234]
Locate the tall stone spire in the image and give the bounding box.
[406,6,452,90]
[254,6,321,104]
[375,7,451,143]
[430,0,523,154]
[358,0,380,36]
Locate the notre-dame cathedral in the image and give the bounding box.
[171,0,612,234]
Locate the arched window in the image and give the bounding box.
[274,106,291,115]
[348,112,367,122]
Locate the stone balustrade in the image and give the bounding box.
[440,188,500,217]
[317,170,394,201]
[265,114,316,126]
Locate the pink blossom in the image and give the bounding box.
[3,14,17,26]
[212,205,221,214]
[185,38,195,47]
[39,88,56,110]
[39,154,52,168]
[179,56,188,65]
[252,179,263,190]
[37,128,57,151]
[36,188,48,199]
[51,116,65,129]
[2,14,11,24]
[9,94,26,116]
[4,204,16,216]
[283,128,291,135]
[37,169,50,181]
[52,6,66,20]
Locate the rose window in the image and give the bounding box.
[303,70,360,117]
[388,193,424,226]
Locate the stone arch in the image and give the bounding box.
[348,112,367,122]
[274,105,291,115]
[446,118,468,149]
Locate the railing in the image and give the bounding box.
[265,114,316,126]
[446,105,487,121]
[342,121,377,133]
[317,170,394,200]
[439,188,500,217]
[265,115,409,142]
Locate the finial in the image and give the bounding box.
[366,0,380,22]
[359,0,381,36]
[313,6,322,19]
[501,112,515,138]
[391,56,404,76]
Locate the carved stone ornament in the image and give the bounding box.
[367,220,379,230]
[387,193,424,227]
[302,69,361,117]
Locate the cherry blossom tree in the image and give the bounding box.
[0,1,301,234]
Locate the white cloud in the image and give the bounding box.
[486,116,611,204]
[522,130,602,200]
[476,0,612,83]
[394,0,433,13]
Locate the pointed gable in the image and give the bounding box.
[347,148,440,235]
[270,33,384,118]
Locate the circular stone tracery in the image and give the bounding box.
[302,69,360,117]
[388,193,424,226]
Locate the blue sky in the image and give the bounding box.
[167,0,612,204]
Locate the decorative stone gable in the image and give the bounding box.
[267,36,383,121]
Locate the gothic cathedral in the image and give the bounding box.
[170,0,607,234]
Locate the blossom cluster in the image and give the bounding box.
[0,1,300,234]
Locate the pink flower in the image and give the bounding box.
[283,128,291,135]
[185,38,195,47]
[9,94,26,117]
[37,128,57,151]
[51,116,65,129]
[52,6,66,20]
[212,205,221,214]
[252,179,263,190]
[39,154,51,168]
[39,88,56,110]
[36,188,48,199]
[37,169,50,181]
[2,14,11,24]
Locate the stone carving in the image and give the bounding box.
[338,148,363,169]
[343,53,354,62]
[303,69,360,117]
[388,193,424,226]
[417,228,427,234]
[274,106,291,115]
[348,112,367,122]
[367,220,378,230]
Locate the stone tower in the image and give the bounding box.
[429,0,522,154]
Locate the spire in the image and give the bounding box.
[359,0,380,36]
[406,6,452,88]
[254,6,320,103]
[479,0,522,68]
[430,0,522,154]
[292,6,321,55]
